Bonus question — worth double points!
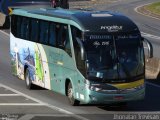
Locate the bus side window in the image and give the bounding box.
[30,19,39,42]
[57,25,64,47]
[21,17,30,40]
[49,23,56,46]
[16,16,22,38]
[64,26,72,57]
[25,18,30,40]
[57,25,67,47]
[57,25,72,56]
[11,15,17,37]
[39,21,49,45]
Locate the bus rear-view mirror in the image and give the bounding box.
[142,37,153,58]
[76,37,86,60]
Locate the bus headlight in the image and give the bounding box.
[90,85,102,92]
[84,79,102,92]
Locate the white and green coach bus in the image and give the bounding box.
[10,8,153,106]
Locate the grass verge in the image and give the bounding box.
[145,2,160,15]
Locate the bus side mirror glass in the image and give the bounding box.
[142,37,153,58]
[0,15,10,29]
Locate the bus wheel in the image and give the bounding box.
[67,82,80,106]
[25,68,34,89]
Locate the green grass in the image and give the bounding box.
[145,2,160,15]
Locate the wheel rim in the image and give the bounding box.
[68,85,73,103]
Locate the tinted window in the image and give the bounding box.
[57,25,72,56]
[49,23,56,46]
[63,26,71,56]
[16,16,22,38]
[11,15,17,36]
[21,17,30,40]
[30,19,39,42]
[39,21,49,44]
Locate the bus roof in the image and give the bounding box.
[12,8,139,33]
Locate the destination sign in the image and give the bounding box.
[88,35,112,40]
[117,35,140,39]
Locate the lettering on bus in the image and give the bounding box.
[93,41,110,47]
[100,25,123,32]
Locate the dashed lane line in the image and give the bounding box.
[0,83,89,120]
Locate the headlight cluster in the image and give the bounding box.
[84,79,102,92]
[89,84,102,92]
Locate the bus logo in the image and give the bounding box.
[93,41,100,47]
[101,25,123,32]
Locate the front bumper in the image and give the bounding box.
[83,87,145,104]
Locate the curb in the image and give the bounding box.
[134,2,160,21]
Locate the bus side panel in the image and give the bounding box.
[34,43,51,89]
[10,33,26,79]
[42,46,77,95]
[10,34,18,76]
[10,34,51,89]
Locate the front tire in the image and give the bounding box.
[25,68,34,89]
[67,82,80,106]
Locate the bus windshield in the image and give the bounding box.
[83,34,144,82]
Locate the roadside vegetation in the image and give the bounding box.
[145,2,160,15]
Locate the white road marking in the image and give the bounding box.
[134,2,160,21]
[0,103,43,106]
[141,32,160,40]
[0,83,89,120]
[146,81,160,89]
[0,94,20,96]
[19,114,71,120]
[0,84,45,105]
[0,30,10,37]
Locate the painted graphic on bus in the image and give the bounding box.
[10,35,51,89]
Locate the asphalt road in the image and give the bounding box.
[0,0,160,120]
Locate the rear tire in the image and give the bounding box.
[67,82,80,106]
[25,68,34,89]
